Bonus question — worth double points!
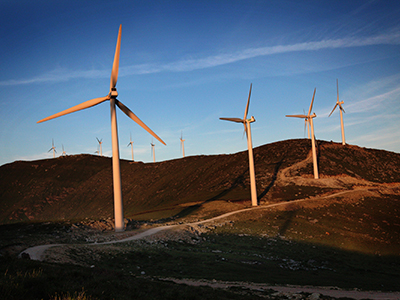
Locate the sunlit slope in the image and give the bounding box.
[1,139,400,224]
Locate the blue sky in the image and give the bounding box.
[1,0,400,166]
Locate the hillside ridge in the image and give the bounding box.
[1,139,400,224]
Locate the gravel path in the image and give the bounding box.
[20,183,397,261]
[161,278,400,300]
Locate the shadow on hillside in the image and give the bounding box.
[257,160,283,202]
[171,173,247,220]
[278,209,297,236]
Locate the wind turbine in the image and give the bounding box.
[286,88,319,179]
[48,139,56,158]
[62,144,66,156]
[329,79,346,145]
[220,83,258,207]
[37,25,166,232]
[180,131,185,158]
[96,137,103,156]
[127,133,134,161]
[151,140,155,162]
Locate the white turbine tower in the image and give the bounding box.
[151,141,155,163]
[286,88,319,179]
[180,131,185,158]
[96,137,103,156]
[329,79,346,145]
[127,133,134,161]
[62,144,66,156]
[303,110,310,139]
[48,139,56,158]
[37,25,166,232]
[220,83,258,207]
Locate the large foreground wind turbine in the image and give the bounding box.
[48,139,56,158]
[180,131,185,158]
[96,138,103,156]
[220,83,258,207]
[329,79,346,145]
[127,133,134,161]
[286,88,319,179]
[37,25,166,232]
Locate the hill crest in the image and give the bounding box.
[1,139,400,224]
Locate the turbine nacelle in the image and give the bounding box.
[109,88,118,98]
[246,116,256,123]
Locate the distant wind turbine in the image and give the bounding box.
[48,139,56,158]
[151,140,155,162]
[286,88,319,179]
[96,137,103,156]
[329,79,346,145]
[62,144,66,156]
[127,133,134,161]
[37,25,166,232]
[180,131,185,158]
[220,83,258,207]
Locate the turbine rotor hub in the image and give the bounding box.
[110,87,118,98]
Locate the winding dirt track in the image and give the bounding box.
[19,185,400,300]
[20,190,356,261]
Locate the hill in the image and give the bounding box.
[1,139,400,225]
[1,139,400,299]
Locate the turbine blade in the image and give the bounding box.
[115,100,166,145]
[340,104,346,113]
[220,117,244,123]
[110,25,122,91]
[286,114,307,118]
[328,103,338,117]
[337,79,339,104]
[37,96,109,123]
[243,123,247,139]
[308,88,316,116]
[244,83,252,120]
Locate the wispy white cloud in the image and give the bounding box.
[126,32,400,74]
[345,74,400,113]
[2,32,400,86]
[317,74,400,117]
[347,87,400,113]
[350,123,400,152]
[0,68,108,86]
